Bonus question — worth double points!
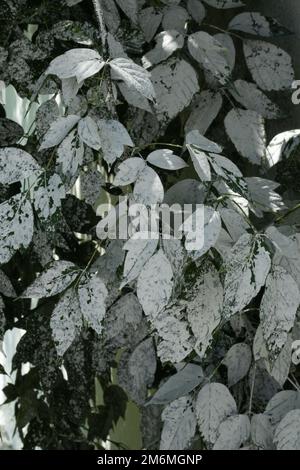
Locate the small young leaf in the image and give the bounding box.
[147,149,187,171]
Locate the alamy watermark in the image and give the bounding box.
[291,80,300,104]
[96,197,205,251]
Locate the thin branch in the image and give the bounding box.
[248,363,256,417]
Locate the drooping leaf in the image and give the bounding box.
[78,116,102,150]
[187,262,223,358]
[223,234,271,318]
[137,250,173,320]
[78,273,107,335]
[110,58,155,101]
[0,194,34,265]
[118,338,157,405]
[122,237,159,287]
[181,206,221,257]
[223,343,252,387]
[22,261,78,298]
[133,166,164,205]
[32,173,66,221]
[187,145,211,181]
[50,289,82,356]
[56,129,84,185]
[139,7,163,43]
[188,31,231,85]
[97,119,134,167]
[186,130,222,153]
[39,115,80,150]
[155,307,194,363]
[243,40,294,91]
[185,90,223,135]
[195,383,237,443]
[160,397,196,450]
[260,266,300,359]
[246,178,285,217]
[224,108,266,165]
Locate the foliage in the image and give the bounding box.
[1,0,300,450]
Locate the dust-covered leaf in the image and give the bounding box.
[137,250,173,320]
[223,234,271,318]
[0,147,42,184]
[22,261,78,298]
[243,40,294,91]
[50,289,82,356]
[78,273,107,335]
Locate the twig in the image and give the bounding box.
[248,362,256,416]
